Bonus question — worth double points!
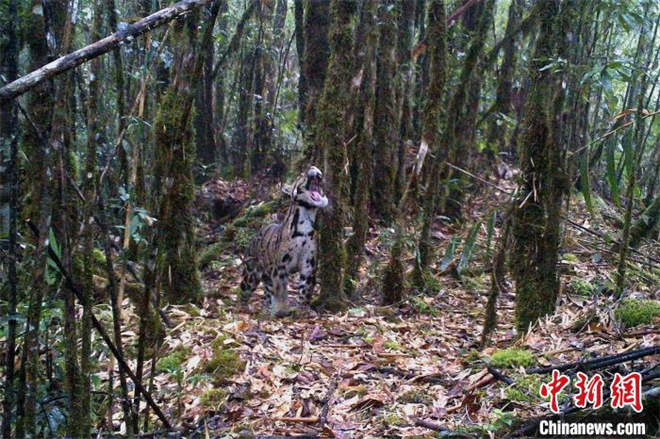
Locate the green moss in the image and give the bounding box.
[223,224,237,242]
[379,412,406,427]
[203,336,243,382]
[465,349,482,364]
[157,347,190,372]
[410,297,439,316]
[615,299,660,328]
[505,375,540,403]
[399,390,433,405]
[92,248,106,267]
[562,253,579,264]
[383,340,404,351]
[198,242,227,269]
[200,388,227,410]
[569,279,595,296]
[490,348,535,368]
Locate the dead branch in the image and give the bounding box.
[319,375,340,427]
[526,345,660,375]
[414,419,448,432]
[487,366,515,385]
[273,416,319,423]
[0,0,214,104]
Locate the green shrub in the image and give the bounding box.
[615,299,660,328]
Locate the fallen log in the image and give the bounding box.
[526,345,660,375]
[0,0,214,104]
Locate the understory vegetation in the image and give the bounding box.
[1,0,660,437]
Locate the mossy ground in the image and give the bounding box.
[157,346,191,372]
[490,348,535,368]
[202,335,244,383]
[615,298,660,328]
[200,388,227,410]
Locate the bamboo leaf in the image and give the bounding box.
[440,236,461,271]
[48,228,61,260]
[580,151,594,214]
[458,221,481,274]
[485,211,497,258]
[606,139,620,206]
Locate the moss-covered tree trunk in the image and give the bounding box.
[442,0,494,218]
[411,0,448,287]
[511,0,570,334]
[345,0,377,296]
[0,0,19,436]
[630,193,660,247]
[302,0,330,163]
[194,4,218,168]
[235,46,256,177]
[294,0,306,125]
[153,13,205,304]
[315,0,357,311]
[371,0,397,223]
[394,0,415,202]
[486,0,522,153]
[252,0,274,172]
[14,1,67,434]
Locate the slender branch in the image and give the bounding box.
[0,0,214,103]
[25,221,172,430]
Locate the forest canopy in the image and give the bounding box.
[1,0,660,437]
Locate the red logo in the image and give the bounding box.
[540,370,570,413]
[539,370,644,413]
[610,372,643,412]
[574,372,604,409]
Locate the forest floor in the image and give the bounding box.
[118,173,660,438]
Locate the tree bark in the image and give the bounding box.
[315,0,357,311]
[302,0,330,163]
[371,0,398,222]
[512,0,571,333]
[345,0,377,296]
[411,0,448,286]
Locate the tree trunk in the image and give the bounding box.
[0,0,19,436]
[512,0,570,334]
[194,4,218,168]
[394,0,415,202]
[371,0,397,223]
[302,0,330,163]
[315,0,357,311]
[345,0,377,296]
[411,0,448,287]
[486,0,522,154]
[442,0,494,218]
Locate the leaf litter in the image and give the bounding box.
[109,177,660,438]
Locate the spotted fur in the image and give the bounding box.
[240,167,328,317]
